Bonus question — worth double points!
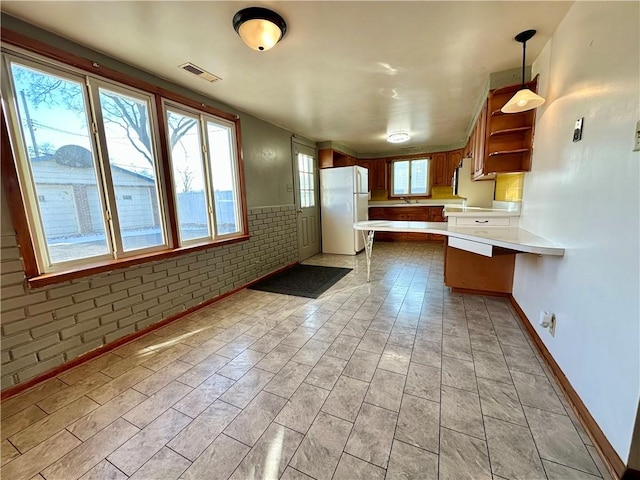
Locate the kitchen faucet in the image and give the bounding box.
[400,196,411,204]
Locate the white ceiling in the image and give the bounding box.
[2,1,573,154]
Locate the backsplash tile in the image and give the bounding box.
[495,174,524,202]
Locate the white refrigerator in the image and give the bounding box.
[320,165,369,255]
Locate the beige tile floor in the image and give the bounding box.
[1,242,614,480]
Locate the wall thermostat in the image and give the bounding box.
[573,117,584,142]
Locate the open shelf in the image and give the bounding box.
[490,127,532,137]
[469,77,538,180]
[491,108,536,117]
[488,148,530,157]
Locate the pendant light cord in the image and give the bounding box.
[521,39,526,88]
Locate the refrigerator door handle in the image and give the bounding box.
[356,167,369,194]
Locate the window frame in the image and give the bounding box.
[90,78,171,257]
[163,103,211,246]
[390,157,431,197]
[2,54,117,272]
[163,101,244,246]
[0,32,249,287]
[203,115,243,240]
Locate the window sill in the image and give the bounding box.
[388,195,434,200]
[27,234,250,288]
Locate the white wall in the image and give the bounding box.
[457,158,495,207]
[513,1,639,463]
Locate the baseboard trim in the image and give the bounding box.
[509,296,627,480]
[450,287,511,298]
[621,468,640,480]
[1,261,299,400]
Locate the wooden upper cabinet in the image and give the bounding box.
[463,133,472,159]
[318,148,334,168]
[472,77,538,180]
[472,101,491,180]
[357,159,371,188]
[357,159,386,191]
[432,150,462,187]
[334,153,356,167]
[432,152,448,186]
[318,148,356,168]
[370,160,386,190]
[445,149,463,186]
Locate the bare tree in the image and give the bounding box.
[14,66,196,167]
[177,165,194,193]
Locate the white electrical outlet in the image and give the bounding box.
[539,311,556,336]
[539,311,551,328]
[634,120,640,152]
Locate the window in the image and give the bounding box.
[5,59,113,268]
[164,103,242,244]
[3,56,168,272]
[392,158,429,196]
[94,83,166,253]
[2,47,246,279]
[297,153,315,208]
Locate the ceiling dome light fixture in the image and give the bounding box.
[233,7,287,51]
[387,132,410,144]
[501,29,546,114]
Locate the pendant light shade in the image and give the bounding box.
[501,29,545,114]
[501,88,546,113]
[233,7,287,51]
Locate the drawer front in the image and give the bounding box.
[449,237,493,257]
[453,216,511,226]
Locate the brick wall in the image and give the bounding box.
[0,205,298,390]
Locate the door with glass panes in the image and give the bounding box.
[293,142,320,260]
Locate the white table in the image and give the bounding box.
[354,220,564,282]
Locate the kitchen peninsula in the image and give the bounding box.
[354,219,563,294]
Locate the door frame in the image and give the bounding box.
[291,137,321,261]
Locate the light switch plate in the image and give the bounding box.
[573,118,584,142]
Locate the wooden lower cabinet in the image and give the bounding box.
[444,243,515,294]
[368,206,445,242]
[428,208,445,241]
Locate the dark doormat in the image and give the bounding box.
[249,264,352,298]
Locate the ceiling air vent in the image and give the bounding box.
[179,63,221,83]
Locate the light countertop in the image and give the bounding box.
[443,206,520,217]
[353,220,564,256]
[369,199,464,208]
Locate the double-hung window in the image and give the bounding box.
[391,158,430,196]
[2,53,167,272]
[164,102,242,245]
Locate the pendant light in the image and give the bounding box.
[501,29,545,114]
[233,7,287,51]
